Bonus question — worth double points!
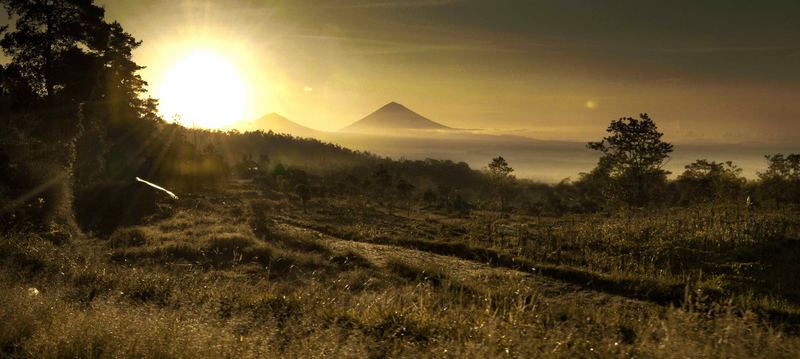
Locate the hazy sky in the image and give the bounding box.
[5,0,800,144]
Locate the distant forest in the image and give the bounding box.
[1,0,798,237]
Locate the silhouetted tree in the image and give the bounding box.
[587,114,673,207]
[573,156,615,212]
[0,0,158,232]
[677,159,745,205]
[1,0,104,99]
[758,153,800,207]
[487,156,515,212]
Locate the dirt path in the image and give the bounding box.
[274,220,653,309]
[223,182,655,309]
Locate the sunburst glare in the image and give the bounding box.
[157,50,247,129]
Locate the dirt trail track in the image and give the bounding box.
[206,183,655,310]
[274,220,652,310]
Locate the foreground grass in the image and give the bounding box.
[286,198,800,328]
[1,192,799,358]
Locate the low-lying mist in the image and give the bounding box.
[306,129,796,182]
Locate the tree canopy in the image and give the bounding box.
[587,114,673,207]
[488,156,514,181]
[588,114,673,176]
[758,153,800,206]
[487,156,515,212]
[677,159,745,204]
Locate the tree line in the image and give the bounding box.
[484,114,799,215]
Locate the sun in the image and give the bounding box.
[157,50,247,129]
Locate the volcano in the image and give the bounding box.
[239,113,319,137]
[340,102,451,132]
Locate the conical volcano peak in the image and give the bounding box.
[376,101,414,113]
[383,101,403,108]
[262,112,287,120]
[341,102,451,132]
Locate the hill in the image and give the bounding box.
[340,102,452,132]
[233,113,320,137]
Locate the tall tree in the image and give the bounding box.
[587,114,673,207]
[487,156,515,212]
[1,0,157,145]
[1,0,105,100]
[758,153,800,207]
[1,0,105,231]
[0,0,158,232]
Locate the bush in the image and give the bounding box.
[74,180,168,235]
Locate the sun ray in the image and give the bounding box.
[156,50,247,129]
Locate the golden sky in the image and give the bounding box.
[74,0,800,143]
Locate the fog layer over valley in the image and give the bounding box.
[232,102,793,182]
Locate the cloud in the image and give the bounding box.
[274,32,519,56]
[653,45,798,54]
[316,0,460,9]
[249,0,459,11]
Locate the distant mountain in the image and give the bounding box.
[340,102,451,132]
[234,113,320,137]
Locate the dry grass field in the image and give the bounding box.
[2,183,800,358]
